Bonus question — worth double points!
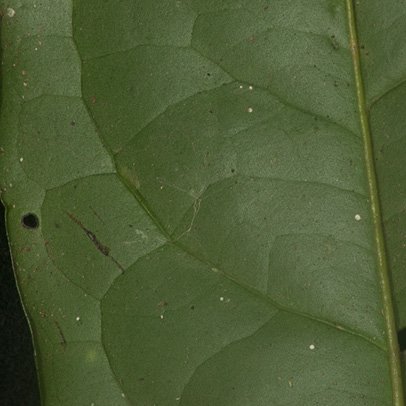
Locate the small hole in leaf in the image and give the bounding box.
[21,213,39,229]
[398,328,406,352]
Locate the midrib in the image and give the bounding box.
[345,1,404,405]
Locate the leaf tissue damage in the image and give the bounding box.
[65,211,125,273]
[0,0,405,405]
[21,212,39,229]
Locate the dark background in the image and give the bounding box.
[0,202,40,405]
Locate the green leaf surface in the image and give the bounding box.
[1,1,405,405]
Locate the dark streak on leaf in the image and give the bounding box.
[86,230,110,256]
[54,321,66,350]
[65,211,125,274]
[88,205,105,224]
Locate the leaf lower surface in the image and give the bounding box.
[0,1,405,405]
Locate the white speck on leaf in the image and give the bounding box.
[135,229,148,240]
[309,344,315,350]
[248,107,253,113]
[220,297,224,301]
[19,157,24,162]
[355,214,361,221]
[6,8,16,17]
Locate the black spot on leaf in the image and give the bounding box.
[21,213,39,229]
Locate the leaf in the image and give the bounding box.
[0,1,405,405]
[354,1,406,336]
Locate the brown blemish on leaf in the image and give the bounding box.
[65,211,125,273]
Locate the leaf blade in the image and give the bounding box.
[0,0,404,404]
